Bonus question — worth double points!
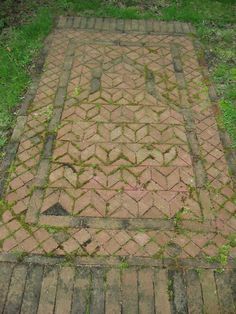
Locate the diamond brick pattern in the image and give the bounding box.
[0,23,235,262]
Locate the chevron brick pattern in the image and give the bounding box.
[0,22,235,261]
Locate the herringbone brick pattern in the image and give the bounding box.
[0,17,235,263]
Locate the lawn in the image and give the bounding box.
[0,0,235,154]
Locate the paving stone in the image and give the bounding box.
[215,270,236,314]
[122,269,138,313]
[3,264,28,314]
[0,262,14,312]
[37,266,59,314]
[90,268,106,314]
[71,268,91,314]
[185,269,203,314]
[154,269,171,314]
[138,269,155,314]
[20,264,44,314]
[55,267,75,314]
[199,269,220,314]
[169,270,188,314]
[105,268,121,313]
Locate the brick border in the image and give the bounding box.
[26,39,76,224]
[0,252,235,269]
[57,16,196,35]
[37,215,218,233]
[192,38,236,187]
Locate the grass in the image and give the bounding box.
[0,5,53,150]
[0,0,235,152]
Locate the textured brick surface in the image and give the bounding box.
[0,261,235,313]
[0,17,235,262]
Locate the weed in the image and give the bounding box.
[40,104,54,122]
[0,199,11,219]
[73,86,82,97]
[228,233,236,247]
[118,260,129,270]
[12,250,28,262]
[206,243,231,267]
[173,207,189,231]
[42,225,68,234]
[167,278,173,300]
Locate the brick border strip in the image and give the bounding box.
[37,215,217,233]
[26,39,76,224]
[57,16,195,35]
[0,252,235,269]
[192,38,236,187]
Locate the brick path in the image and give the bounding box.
[0,16,235,272]
[0,258,235,314]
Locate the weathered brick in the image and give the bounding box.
[66,16,74,28]
[0,263,14,312]
[20,264,44,314]
[122,269,138,313]
[200,270,220,314]
[11,116,27,142]
[215,271,235,313]
[57,16,67,28]
[154,270,171,314]
[125,19,132,32]
[90,268,105,314]
[146,19,153,33]
[138,269,155,314]
[131,19,139,31]
[153,21,161,32]
[116,19,124,32]
[186,269,203,314]
[4,264,28,313]
[105,269,121,313]
[80,17,87,29]
[95,17,103,30]
[174,21,183,33]
[37,266,59,314]
[71,268,91,313]
[55,267,75,313]
[73,16,81,28]
[86,17,95,29]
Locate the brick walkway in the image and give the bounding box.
[0,14,236,291]
[0,258,235,313]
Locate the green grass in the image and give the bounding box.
[0,6,53,150]
[0,0,235,152]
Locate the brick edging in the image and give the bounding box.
[0,252,235,269]
[192,38,236,187]
[57,16,196,35]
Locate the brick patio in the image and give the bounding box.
[0,17,235,265]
